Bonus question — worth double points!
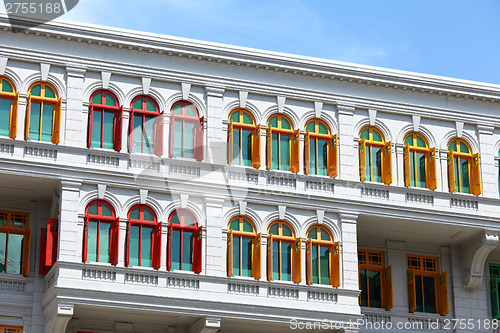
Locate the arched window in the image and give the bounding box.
[88,90,123,152]
[167,210,202,273]
[83,200,119,265]
[267,221,300,283]
[227,109,260,168]
[129,96,163,156]
[304,119,338,177]
[266,114,299,172]
[447,138,481,195]
[227,216,261,279]
[26,82,62,144]
[0,76,19,139]
[169,101,204,161]
[359,126,392,184]
[403,133,437,190]
[0,210,30,276]
[126,205,161,269]
[305,225,339,286]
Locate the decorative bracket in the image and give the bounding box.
[188,316,220,333]
[463,230,499,289]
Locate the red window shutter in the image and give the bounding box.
[125,220,131,267]
[24,93,31,141]
[267,234,273,281]
[110,218,119,266]
[292,237,301,284]
[227,230,233,277]
[252,233,261,280]
[128,107,135,153]
[154,111,164,157]
[195,116,204,162]
[193,226,203,274]
[83,216,88,263]
[330,241,341,287]
[52,98,62,144]
[328,134,338,178]
[266,126,272,170]
[304,131,310,175]
[169,113,175,158]
[306,238,312,285]
[227,120,233,165]
[46,219,58,267]
[39,228,49,275]
[113,106,123,152]
[167,223,173,271]
[22,228,31,277]
[9,92,19,139]
[252,124,261,169]
[87,103,94,148]
[153,222,162,270]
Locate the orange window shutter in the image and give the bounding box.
[266,126,272,170]
[22,228,31,277]
[291,129,300,173]
[428,147,437,191]
[227,230,233,277]
[52,98,62,144]
[383,141,393,185]
[331,241,341,287]
[447,150,455,193]
[306,238,312,285]
[267,234,273,281]
[227,120,233,165]
[328,134,338,178]
[304,131,310,175]
[408,268,417,313]
[382,265,393,310]
[471,153,482,196]
[9,92,19,139]
[24,93,31,141]
[252,124,261,169]
[293,237,301,284]
[252,233,261,280]
[403,144,411,187]
[438,271,449,316]
[359,138,366,182]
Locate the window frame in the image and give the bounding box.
[305,224,337,286]
[304,119,338,177]
[0,210,30,277]
[0,76,19,139]
[359,126,391,184]
[129,95,164,156]
[126,204,161,269]
[489,263,500,319]
[167,209,202,273]
[227,109,260,168]
[169,100,204,161]
[447,138,475,194]
[26,81,61,144]
[227,216,261,279]
[266,114,296,172]
[358,249,386,308]
[267,220,300,283]
[0,325,23,333]
[88,89,123,152]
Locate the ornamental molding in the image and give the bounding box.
[463,230,499,289]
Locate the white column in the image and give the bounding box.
[477,125,496,198]
[57,180,82,263]
[204,197,225,276]
[205,86,225,165]
[339,211,359,290]
[64,66,86,148]
[337,104,357,182]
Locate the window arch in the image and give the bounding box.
[447,138,481,195]
[267,220,301,283]
[304,119,338,177]
[26,81,61,144]
[227,216,261,279]
[129,95,163,156]
[126,205,161,269]
[88,90,123,151]
[83,200,119,265]
[227,109,260,168]
[169,101,204,161]
[167,210,202,273]
[0,76,19,139]
[266,114,299,172]
[403,132,437,190]
[359,126,392,184]
[305,225,340,286]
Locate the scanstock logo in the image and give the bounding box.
[4,0,79,30]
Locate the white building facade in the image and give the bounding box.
[0,14,500,333]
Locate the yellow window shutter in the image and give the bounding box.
[328,134,338,178]
[428,147,437,191]
[438,271,449,316]
[22,229,31,277]
[291,129,300,173]
[304,131,310,175]
[447,150,455,193]
[227,230,233,277]
[408,268,416,313]
[403,144,411,187]
[359,138,366,182]
[24,93,31,141]
[382,265,393,310]
[9,92,19,139]
[266,126,272,170]
[383,141,393,185]
[252,233,261,280]
[227,120,233,165]
[267,234,273,281]
[306,238,312,285]
[471,153,482,196]
[292,237,301,284]
[331,241,341,287]
[252,125,261,169]
[52,98,62,144]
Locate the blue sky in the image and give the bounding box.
[3,0,500,85]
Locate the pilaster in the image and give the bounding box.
[64,66,87,148]
[205,86,225,165]
[339,211,359,290]
[57,179,82,262]
[477,124,496,198]
[204,196,225,276]
[337,105,357,182]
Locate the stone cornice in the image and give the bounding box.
[2,14,500,107]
